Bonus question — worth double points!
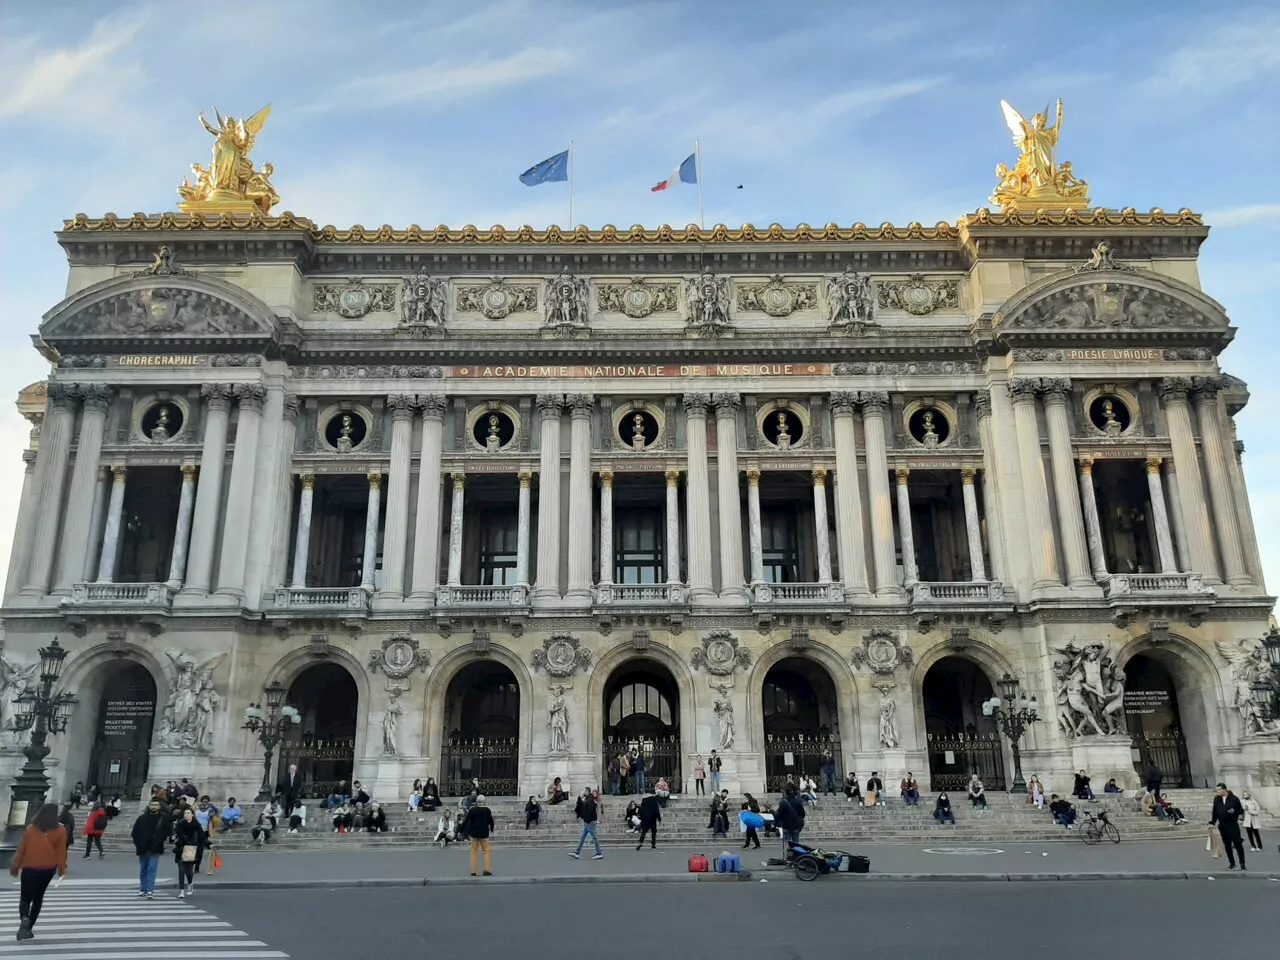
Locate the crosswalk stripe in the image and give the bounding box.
[0,930,253,942]
[0,941,269,953]
[0,954,287,960]
[2,920,232,931]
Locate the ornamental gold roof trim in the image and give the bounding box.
[61,207,1203,245]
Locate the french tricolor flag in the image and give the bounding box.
[652,153,697,192]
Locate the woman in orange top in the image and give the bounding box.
[9,803,68,941]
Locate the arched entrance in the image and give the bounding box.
[922,656,1006,791]
[441,662,520,796]
[85,662,158,798]
[279,662,358,799]
[602,659,682,792]
[1124,653,1199,787]
[761,657,842,791]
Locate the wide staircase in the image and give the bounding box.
[94,788,1273,853]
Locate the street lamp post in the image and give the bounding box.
[982,673,1039,793]
[242,681,301,803]
[0,639,77,868]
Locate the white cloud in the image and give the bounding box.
[1145,14,1280,94]
[1203,204,1280,228]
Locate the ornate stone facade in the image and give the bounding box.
[2,210,1275,811]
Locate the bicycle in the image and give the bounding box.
[1079,809,1120,845]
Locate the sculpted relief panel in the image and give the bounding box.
[55,289,260,337]
[1011,282,1211,330]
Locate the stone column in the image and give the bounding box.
[181,384,232,595]
[859,392,897,595]
[1077,457,1108,578]
[55,384,112,591]
[1162,461,1190,573]
[1158,378,1216,578]
[682,394,714,601]
[379,395,416,598]
[974,391,1009,584]
[713,393,746,600]
[1145,457,1178,573]
[598,470,614,587]
[1039,378,1092,587]
[565,394,595,604]
[1007,378,1060,587]
[270,396,301,589]
[5,450,40,601]
[895,468,917,586]
[960,468,987,581]
[664,469,681,585]
[746,467,764,586]
[1228,436,1264,587]
[290,473,315,588]
[1192,379,1249,585]
[95,466,128,582]
[215,385,266,599]
[23,385,77,597]
[166,464,199,588]
[812,468,832,583]
[532,395,565,604]
[830,392,869,597]
[361,471,382,591]
[409,395,447,602]
[445,472,464,587]
[82,466,110,583]
[516,471,533,588]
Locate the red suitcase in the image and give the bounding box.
[688,854,709,873]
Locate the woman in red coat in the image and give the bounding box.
[82,802,108,860]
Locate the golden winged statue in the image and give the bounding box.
[178,104,280,215]
[989,98,1090,212]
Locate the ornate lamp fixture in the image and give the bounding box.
[982,673,1040,792]
[242,681,301,802]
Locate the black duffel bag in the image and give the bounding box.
[845,854,870,874]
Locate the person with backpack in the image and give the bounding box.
[10,803,68,941]
[569,788,604,860]
[131,798,170,899]
[773,786,806,858]
[82,802,108,859]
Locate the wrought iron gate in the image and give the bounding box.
[440,737,519,796]
[277,737,356,799]
[601,735,682,793]
[1130,732,1193,787]
[926,732,1006,792]
[763,734,842,792]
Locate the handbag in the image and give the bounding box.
[181,846,197,863]
[864,790,878,807]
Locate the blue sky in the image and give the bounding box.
[0,0,1277,590]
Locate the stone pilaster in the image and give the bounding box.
[894,468,917,586]
[290,474,316,588]
[682,393,714,601]
[974,392,1007,582]
[713,393,746,601]
[167,464,198,588]
[532,394,565,605]
[362,471,382,592]
[23,384,77,597]
[409,394,447,601]
[859,392,896,595]
[1077,457,1108,577]
[82,466,109,583]
[215,384,266,600]
[1158,378,1217,579]
[55,383,112,591]
[1145,457,1178,573]
[270,394,301,589]
[4,450,40,602]
[1039,378,1091,587]
[812,468,832,583]
[565,394,595,605]
[960,468,986,581]
[95,466,128,582]
[746,467,764,585]
[664,469,681,585]
[598,470,614,587]
[181,384,232,596]
[445,472,464,587]
[830,391,869,597]
[243,384,285,609]
[1007,378,1060,588]
[1192,378,1249,585]
[379,395,416,598]
[1162,461,1190,574]
[516,471,533,588]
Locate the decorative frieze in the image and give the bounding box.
[456,278,537,319]
[734,276,817,317]
[294,364,444,379]
[849,628,913,675]
[876,274,960,315]
[312,279,397,318]
[833,360,977,376]
[597,279,678,318]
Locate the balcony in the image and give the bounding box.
[1102,573,1214,599]
[910,581,1007,603]
[63,581,176,611]
[270,587,370,614]
[595,582,687,605]
[752,581,845,604]
[435,584,529,608]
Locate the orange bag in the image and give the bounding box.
[211,850,223,871]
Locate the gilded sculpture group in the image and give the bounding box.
[174,99,1088,217]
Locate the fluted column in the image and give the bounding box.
[54,384,112,591]
[182,385,232,595]
[1162,461,1190,573]
[895,469,918,586]
[1039,378,1091,587]
[290,474,315,588]
[1007,379,1060,587]
[532,395,565,604]
[960,469,987,581]
[166,465,199,588]
[1192,379,1249,585]
[215,385,266,599]
[859,392,897,595]
[1158,378,1216,579]
[1228,437,1264,587]
[566,394,595,604]
[1077,457,1108,577]
[409,395,447,601]
[812,468,833,584]
[746,467,764,586]
[713,393,746,601]
[515,471,532,588]
[5,450,40,601]
[664,469,681,585]
[376,395,416,599]
[445,472,464,587]
[598,470,614,587]
[830,392,869,597]
[23,385,78,596]
[82,466,110,583]
[973,392,1007,582]
[95,466,128,582]
[361,472,382,591]
[683,394,714,601]
[1145,457,1178,573]
[270,396,301,590]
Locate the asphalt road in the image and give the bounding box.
[204,881,1280,959]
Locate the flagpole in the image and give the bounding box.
[568,140,575,229]
[694,139,704,231]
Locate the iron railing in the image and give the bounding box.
[763,733,842,792]
[440,737,519,796]
[926,732,1007,792]
[601,735,683,793]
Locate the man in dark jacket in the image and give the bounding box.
[630,749,646,796]
[131,799,170,899]
[277,765,303,813]
[570,789,603,860]
[636,791,661,849]
[1210,782,1246,870]
[460,794,495,877]
[773,788,806,857]
[820,749,837,795]
[1145,762,1162,800]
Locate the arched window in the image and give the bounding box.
[608,683,672,728]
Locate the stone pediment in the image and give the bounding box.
[40,272,278,349]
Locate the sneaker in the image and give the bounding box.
[137,891,148,898]
[483,871,492,876]
[592,854,604,860]
[470,872,476,877]
[145,892,154,900]
[568,852,580,859]
[177,889,186,898]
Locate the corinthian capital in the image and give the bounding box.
[857,390,889,415]
[78,383,114,411]
[712,392,740,415]
[1006,378,1041,402]
[200,383,234,410]
[682,393,711,416]
[567,393,596,417]
[46,382,76,407]
[233,383,268,411]
[1190,375,1224,403]
[829,390,859,415]
[1157,377,1192,404]
[535,394,566,417]
[1038,377,1072,401]
[418,393,448,421]
[387,393,417,420]
[973,390,992,418]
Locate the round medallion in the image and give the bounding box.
[546,642,574,669]
[339,288,371,317]
[903,285,934,313]
[484,288,511,312]
[623,288,652,316]
[865,635,899,671]
[385,640,414,670]
[707,639,734,666]
[760,285,794,317]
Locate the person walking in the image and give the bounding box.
[82,801,108,859]
[708,750,722,794]
[1241,791,1264,852]
[569,788,604,860]
[172,806,206,898]
[57,804,75,851]
[131,798,169,899]
[9,803,68,942]
[1210,782,1247,870]
[460,794,495,877]
[636,791,661,849]
[693,755,706,795]
[740,802,763,849]
[773,786,806,858]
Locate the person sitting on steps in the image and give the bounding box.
[434,810,456,846]
[1072,770,1095,801]
[525,796,541,829]
[1159,793,1189,825]
[365,802,388,833]
[421,778,442,811]
[968,774,988,809]
[933,792,955,825]
[844,772,862,804]
[547,777,568,805]
[900,774,920,805]
[331,801,353,833]
[1049,794,1076,828]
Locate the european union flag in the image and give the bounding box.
[519,150,569,186]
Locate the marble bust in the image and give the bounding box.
[1101,399,1123,437]
[921,410,940,448]
[775,411,791,449]
[631,413,647,451]
[150,405,173,442]
[486,414,502,452]
[336,413,355,453]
